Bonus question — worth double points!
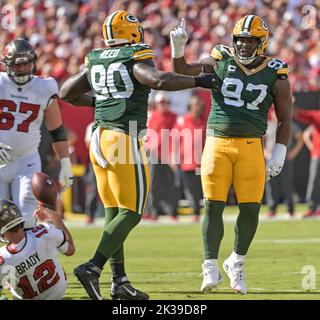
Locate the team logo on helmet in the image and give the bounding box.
[261,20,268,31]
[126,14,138,23]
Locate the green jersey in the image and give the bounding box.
[207,45,289,138]
[86,44,154,135]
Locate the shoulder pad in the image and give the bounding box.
[267,58,289,80]
[132,44,154,61]
[210,45,233,61]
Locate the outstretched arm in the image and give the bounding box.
[133,59,220,91]
[59,71,93,106]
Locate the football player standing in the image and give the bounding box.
[60,11,220,300]
[170,16,292,294]
[0,39,74,229]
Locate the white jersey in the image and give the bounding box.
[0,73,58,159]
[0,224,68,300]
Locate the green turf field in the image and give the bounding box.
[1,205,320,300]
[62,209,320,300]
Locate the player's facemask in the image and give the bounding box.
[2,38,37,85]
[102,11,144,46]
[8,62,35,85]
[233,36,260,65]
[232,15,269,65]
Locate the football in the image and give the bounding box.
[31,172,57,206]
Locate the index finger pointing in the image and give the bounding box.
[180,18,186,29]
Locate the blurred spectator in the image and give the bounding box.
[265,108,304,218]
[144,91,179,221]
[294,106,320,218]
[0,0,317,93]
[172,95,206,222]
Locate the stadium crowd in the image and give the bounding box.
[1,0,319,91]
[1,0,319,221]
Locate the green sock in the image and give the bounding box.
[202,200,226,259]
[234,202,261,255]
[93,208,141,268]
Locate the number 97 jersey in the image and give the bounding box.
[85,44,154,135]
[208,45,289,138]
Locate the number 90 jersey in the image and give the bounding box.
[0,73,58,159]
[208,45,289,138]
[86,44,155,136]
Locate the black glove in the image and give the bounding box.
[194,72,221,91]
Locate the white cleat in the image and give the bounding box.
[223,258,247,295]
[200,262,223,293]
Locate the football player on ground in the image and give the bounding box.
[0,200,75,300]
[0,39,74,229]
[170,16,292,294]
[60,10,220,300]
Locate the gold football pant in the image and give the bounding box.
[90,129,150,214]
[201,136,266,203]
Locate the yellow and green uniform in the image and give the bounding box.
[85,44,154,212]
[201,45,288,203]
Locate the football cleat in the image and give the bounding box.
[200,262,223,293]
[223,258,247,295]
[111,281,149,300]
[74,261,103,300]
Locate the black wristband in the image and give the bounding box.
[194,76,200,87]
[49,125,67,142]
[91,96,96,108]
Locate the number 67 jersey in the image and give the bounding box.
[0,72,58,159]
[0,224,68,300]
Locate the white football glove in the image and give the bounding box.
[266,143,287,181]
[59,157,74,191]
[0,143,12,165]
[170,18,188,58]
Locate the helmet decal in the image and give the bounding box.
[261,20,268,31]
[126,14,138,23]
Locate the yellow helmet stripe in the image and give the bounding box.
[242,15,255,32]
[105,11,120,40]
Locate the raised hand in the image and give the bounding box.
[170,18,189,58]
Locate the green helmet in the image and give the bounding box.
[0,200,24,235]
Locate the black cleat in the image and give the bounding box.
[73,261,103,300]
[111,281,149,300]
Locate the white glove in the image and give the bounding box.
[266,143,287,181]
[170,18,188,58]
[59,157,74,191]
[0,143,12,165]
